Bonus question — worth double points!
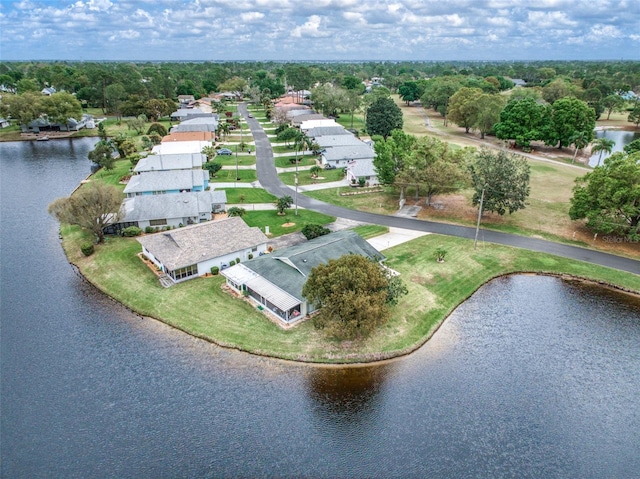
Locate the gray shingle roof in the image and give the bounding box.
[315,135,363,148]
[124,170,209,194]
[347,158,378,178]
[322,144,375,162]
[240,230,384,302]
[121,191,226,222]
[134,153,206,172]
[306,126,352,138]
[171,116,220,133]
[137,216,268,271]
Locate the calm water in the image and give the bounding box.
[589,129,639,167]
[1,139,639,478]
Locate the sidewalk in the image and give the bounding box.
[298,179,350,191]
[366,227,430,251]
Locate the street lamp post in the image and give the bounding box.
[235,145,238,188]
[474,187,486,250]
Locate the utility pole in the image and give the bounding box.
[294,147,298,216]
[474,187,486,250]
[235,144,238,188]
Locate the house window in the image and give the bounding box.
[149,219,167,226]
[171,264,198,280]
[152,190,166,195]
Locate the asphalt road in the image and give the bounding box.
[240,104,640,276]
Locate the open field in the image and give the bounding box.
[242,209,336,237]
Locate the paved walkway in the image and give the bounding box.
[239,103,640,275]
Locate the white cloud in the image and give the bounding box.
[240,12,265,22]
[291,15,330,38]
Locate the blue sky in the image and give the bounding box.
[1,0,639,61]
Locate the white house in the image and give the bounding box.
[345,159,379,187]
[134,153,206,173]
[221,230,384,324]
[321,144,375,169]
[138,216,269,284]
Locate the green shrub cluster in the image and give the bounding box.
[122,226,143,237]
[80,242,94,256]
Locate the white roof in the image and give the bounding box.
[152,141,212,155]
[222,263,301,311]
[300,119,339,131]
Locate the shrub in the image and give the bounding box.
[122,226,143,237]
[358,177,366,187]
[227,206,246,217]
[434,247,447,263]
[147,122,168,137]
[248,253,253,260]
[229,260,236,266]
[145,226,155,234]
[80,242,94,256]
[235,257,241,264]
[210,266,219,275]
[302,224,331,240]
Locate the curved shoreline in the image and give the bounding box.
[63,236,640,366]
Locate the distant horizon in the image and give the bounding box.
[1,1,638,62]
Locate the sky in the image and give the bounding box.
[1,0,639,62]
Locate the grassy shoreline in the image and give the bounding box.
[60,223,640,365]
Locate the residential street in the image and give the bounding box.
[239,103,640,276]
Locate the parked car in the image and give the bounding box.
[217,148,233,155]
[247,114,254,118]
[324,163,336,170]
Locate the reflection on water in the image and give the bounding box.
[305,365,390,418]
[589,129,639,166]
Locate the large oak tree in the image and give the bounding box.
[569,152,640,241]
[302,254,406,339]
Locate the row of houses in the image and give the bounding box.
[130,96,385,325]
[279,103,380,186]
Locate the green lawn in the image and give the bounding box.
[209,169,257,183]
[352,224,389,239]
[91,159,132,190]
[213,154,256,166]
[271,144,298,153]
[62,225,640,364]
[274,155,318,168]
[242,209,336,237]
[220,188,278,204]
[279,168,345,186]
[335,114,366,134]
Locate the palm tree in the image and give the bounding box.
[569,131,590,164]
[591,138,615,166]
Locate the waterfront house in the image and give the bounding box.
[104,190,227,235]
[138,216,269,284]
[221,230,384,324]
[124,169,209,198]
[134,153,206,173]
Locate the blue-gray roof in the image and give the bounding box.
[322,144,375,162]
[124,170,209,194]
[241,230,384,302]
[134,153,206,172]
[121,190,226,222]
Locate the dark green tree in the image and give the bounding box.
[494,97,548,149]
[203,161,222,177]
[398,81,420,105]
[88,140,116,170]
[365,96,403,139]
[545,97,595,149]
[469,148,531,215]
[569,152,640,241]
[372,130,417,185]
[302,254,392,339]
[301,224,330,240]
[629,101,640,128]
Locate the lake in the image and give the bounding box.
[589,129,639,166]
[1,139,639,478]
